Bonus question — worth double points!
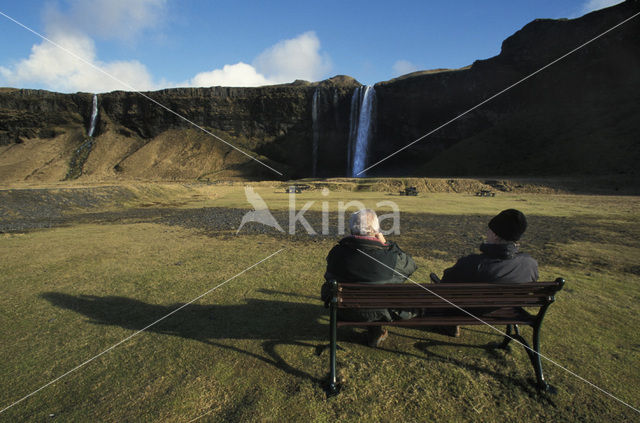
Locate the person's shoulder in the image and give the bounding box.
[332,236,357,250]
[337,236,352,245]
[326,239,347,257]
[457,252,483,264]
[516,251,538,263]
[514,251,539,275]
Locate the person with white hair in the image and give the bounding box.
[323,209,417,347]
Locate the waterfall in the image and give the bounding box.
[88,94,98,137]
[347,87,362,176]
[351,86,376,177]
[311,89,320,177]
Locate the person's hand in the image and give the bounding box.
[374,232,387,244]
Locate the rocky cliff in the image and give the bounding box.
[1,0,639,182]
[0,77,361,181]
[373,0,640,176]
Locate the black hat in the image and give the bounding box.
[488,209,527,241]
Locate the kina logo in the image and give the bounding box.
[236,187,284,234]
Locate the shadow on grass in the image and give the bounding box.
[40,292,328,384]
[40,291,561,402]
[413,339,557,405]
[386,329,557,403]
[255,288,318,301]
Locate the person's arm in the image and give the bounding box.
[388,242,417,281]
[320,278,333,307]
[440,256,475,283]
[440,264,460,283]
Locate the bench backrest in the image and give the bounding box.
[336,279,565,310]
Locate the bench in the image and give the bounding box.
[326,278,565,395]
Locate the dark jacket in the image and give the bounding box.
[323,235,417,322]
[441,243,538,284]
[325,236,417,284]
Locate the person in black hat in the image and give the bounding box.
[434,209,538,336]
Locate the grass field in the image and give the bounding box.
[1,181,639,422]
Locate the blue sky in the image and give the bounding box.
[0,0,625,92]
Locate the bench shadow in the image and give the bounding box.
[381,329,555,403]
[41,292,327,384]
[411,336,555,404]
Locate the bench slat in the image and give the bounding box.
[339,285,558,290]
[337,316,535,327]
[337,281,560,309]
[344,302,544,310]
[338,305,536,327]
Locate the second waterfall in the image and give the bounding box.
[88,94,98,137]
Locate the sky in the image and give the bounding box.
[0,0,626,93]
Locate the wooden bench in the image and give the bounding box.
[326,278,565,395]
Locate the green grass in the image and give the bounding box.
[0,184,639,422]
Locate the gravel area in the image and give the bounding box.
[2,187,636,272]
[0,187,136,232]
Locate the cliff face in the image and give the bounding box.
[0,89,92,144]
[97,78,360,179]
[1,1,639,182]
[373,0,640,176]
[0,77,361,181]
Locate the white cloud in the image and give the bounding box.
[253,31,331,83]
[578,0,624,15]
[188,31,332,88]
[392,60,419,77]
[0,0,166,93]
[45,0,167,41]
[1,17,331,91]
[0,31,156,93]
[188,62,273,87]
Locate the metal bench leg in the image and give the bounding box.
[532,324,555,393]
[509,323,556,393]
[328,296,340,396]
[510,325,536,364]
[510,325,537,376]
[497,324,514,350]
[507,325,546,390]
[532,324,546,390]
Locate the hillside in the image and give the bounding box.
[0,1,639,182]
